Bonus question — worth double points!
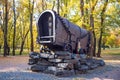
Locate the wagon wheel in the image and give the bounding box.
[64,43,72,52]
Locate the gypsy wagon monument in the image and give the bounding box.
[28,10,105,76]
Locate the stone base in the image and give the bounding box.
[28,51,105,76]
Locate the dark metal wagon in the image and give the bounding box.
[28,10,105,76]
[36,10,90,53]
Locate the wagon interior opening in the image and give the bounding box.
[38,12,53,42]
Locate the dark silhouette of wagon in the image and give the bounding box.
[28,10,105,75]
[36,10,91,53]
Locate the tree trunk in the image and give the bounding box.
[80,0,84,17]
[90,14,96,57]
[29,0,34,52]
[57,0,60,15]
[52,1,55,10]
[42,0,44,11]
[30,13,34,52]
[80,0,85,28]
[12,0,16,56]
[19,40,25,55]
[89,0,98,57]
[63,0,68,18]
[0,45,1,53]
[93,32,96,56]
[4,0,8,57]
[97,0,108,57]
[97,27,103,57]
[19,30,29,55]
[85,0,89,24]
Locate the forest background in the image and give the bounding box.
[0,0,120,57]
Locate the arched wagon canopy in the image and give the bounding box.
[37,10,90,52]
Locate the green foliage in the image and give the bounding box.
[0,0,120,55]
[102,48,120,55]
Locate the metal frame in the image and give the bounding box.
[36,10,56,43]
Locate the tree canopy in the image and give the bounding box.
[0,0,120,56]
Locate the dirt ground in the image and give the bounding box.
[0,55,120,80]
[0,56,29,73]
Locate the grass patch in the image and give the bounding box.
[0,48,120,56]
[0,49,30,56]
[0,48,40,56]
[102,48,120,55]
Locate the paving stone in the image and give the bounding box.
[29,51,105,76]
[57,63,69,68]
[57,63,74,69]
[64,59,78,64]
[48,59,63,63]
[55,70,75,77]
[96,59,105,66]
[39,53,51,58]
[37,59,53,66]
[29,52,40,59]
[55,51,71,56]
[57,55,72,59]
[28,59,37,65]
[79,65,89,71]
[90,64,99,69]
[31,64,48,72]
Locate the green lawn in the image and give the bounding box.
[0,49,31,56]
[102,48,120,55]
[0,48,120,56]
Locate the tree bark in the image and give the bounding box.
[57,0,60,15]
[97,0,108,57]
[80,0,84,17]
[80,0,85,28]
[19,40,24,55]
[29,0,34,52]
[97,27,103,57]
[12,0,16,56]
[52,1,55,10]
[90,14,96,57]
[30,13,34,52]
[19,30,29,55]
[85,0,89,24]
[42,0,44,11]
[4,0,8,56]
[0,45,1,53]
[90,0,98,57]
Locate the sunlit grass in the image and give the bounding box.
[0,48,120,56]
[0,48,40,56]
[102,48,120,55]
